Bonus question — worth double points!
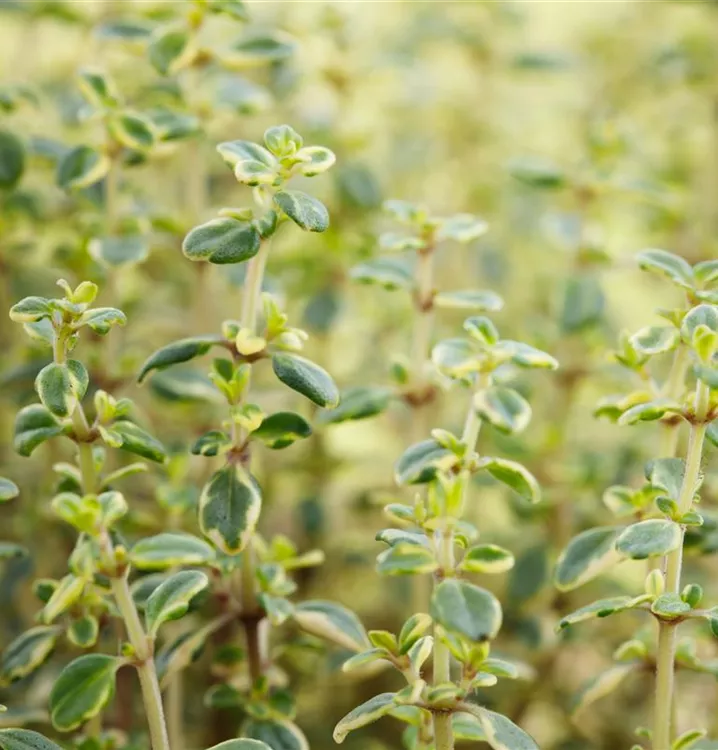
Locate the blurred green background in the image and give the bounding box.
[1,2,718,749]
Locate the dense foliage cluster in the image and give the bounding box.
[1,2,718,750]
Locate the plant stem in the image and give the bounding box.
[241,239,271,333]
[432,384,483,750]
[111,572,170,750]
[237,236,272,681]
[167,673,184,750]
[409,244,436,612]
[659,345,690,458]
[410,246,435,418]
[653,381,709,749]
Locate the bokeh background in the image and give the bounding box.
[1,1,718,749]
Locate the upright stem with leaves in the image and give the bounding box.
[139,124,374,745]
[555,250,718,749]
[8,280,173,749]
[332,306,557,749]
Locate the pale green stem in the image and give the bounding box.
[111,571,170,750]
[409,246,436,613]
[659,345,690,458]
[237,236,272,680]
[241,239,271,333]
[167,667,184,750]
[653,380,709,750]
[410,248,435,402]
[432,384,484,750]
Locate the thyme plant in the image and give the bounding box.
[138,124,372,747]
[331,295,558,748]
[555,250,718,749]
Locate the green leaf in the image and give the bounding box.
[149,25,193,75]
[35,363,77,418]
[460,544,515,574]
[0,730,65,750]
[108,112,155,150]
[630,325,680,355]
[41,574,85,623]
[191,430,230,457]
[1,626,61,684]
[0,542,28,560]
[49,654,119,732]
[647,458,685,501]
[0,477,19,502]
[571,663,636,715]
[95,20,153,41]
[217,140,277,170]
[681,304,718,345]
[561,275,604,333]
[479,457,541,503]
[130,532,215,570]
[376,529,429,548]
[474,386,532,435]
[476,708,539,750]
[8,296,52,323]
[379,232,425,253]
[145,570,209,637]
[395,439,453,485]
[637,249,694,289]
[183,218,261,265]
[695,364,718,389]
[243,719,309,750]
[67,615,99,648]
[615,519,682,560]
[452,714,488,742]
[228,32,296,65]
[207,0,249,20]
[78,68,120,109]
[272,354,339,408]
[76,307,127,335]
[554,527,622,592]
[273,190,329,233]
[350,257,413,290]
[112,420,167,463]
[501,341,559,370]
[0,130,25,190]
[618,398,683,426]
[252,412,312,449]
[438,214,489,243]
[432,338,478,379]
[509,155,565,189]
[199,465,262,554]
[376,543,438,576]
[150,368,223,404]
[434,290,503,311]
[293,600,369,652]
[89,235,149,267]
[431,579,502,641]
[672,729,707,750]
[333,693,397,744]
[318,386,393,424]
[14,404,64,456]
[259,594,294,626]
[557,596,635,630]
[138,336,223,382]
[651,593,691,619]
[57,146,110,190]
[296,146,336,177]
